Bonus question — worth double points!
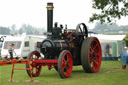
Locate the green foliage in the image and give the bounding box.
[90,0,128,23]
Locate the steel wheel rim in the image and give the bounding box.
[30,52,42,77]
[61,51,73,77]
[89,38,102,72]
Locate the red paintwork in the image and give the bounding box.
[33,60,58,69]
[89,38,102,72]
[0,59,28,66]
[61,51,73,77]
[0,59,33,81]
[33,60,58,64]
[29,51,42,77]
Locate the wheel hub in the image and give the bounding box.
[32,63,36,67]
[92,53,96,57]
[66,62,70,67]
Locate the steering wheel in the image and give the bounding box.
[76,23,88,37]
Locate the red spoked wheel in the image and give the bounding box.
[81,37,102,73]
[26,51,42,77]
[58,50,73,78]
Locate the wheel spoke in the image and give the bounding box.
[92,65,96,71]
[62,67,65,72]
[93,44,98,51]
[93,59,98,66]
[89,56,93,63]
[36,66,39,73]
[62,59,66,65]
[95,52,100,57]
[62,59,66,72]
[66,55,70,62]
[66,66,69,72]
[90,47,94,53]
[79,27,82,33]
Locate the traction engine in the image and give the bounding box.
[26,3,102,78]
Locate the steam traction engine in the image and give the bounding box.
[26,3,102,78]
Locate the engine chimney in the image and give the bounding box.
[46,3,54,33]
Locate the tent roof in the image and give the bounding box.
[89,34,126,41]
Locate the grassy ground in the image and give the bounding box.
[0,61,128,85]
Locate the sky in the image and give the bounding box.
[0,0,128,29]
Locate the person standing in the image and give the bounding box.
[8,44,16,60]
[121,46,128,69]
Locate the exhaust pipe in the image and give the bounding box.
[46,3,54,33]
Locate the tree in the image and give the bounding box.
[18,24,41,35]
[93,22,109,32]
[90,0,128,23]
[0,27,10,35]
[10,24,16,35]
[11,24,16,31]
[19,24,34,34]
[19,28,24,34]
[93,22,128,33]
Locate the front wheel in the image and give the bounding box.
[58,50,73,78]
[26,51,42,77]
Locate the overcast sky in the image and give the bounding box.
[0,0,127,29]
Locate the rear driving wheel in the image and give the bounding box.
[58,50,73,78]
[26,51,42,77]
[81,37,102,73]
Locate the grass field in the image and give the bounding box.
[0,61,128,85]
